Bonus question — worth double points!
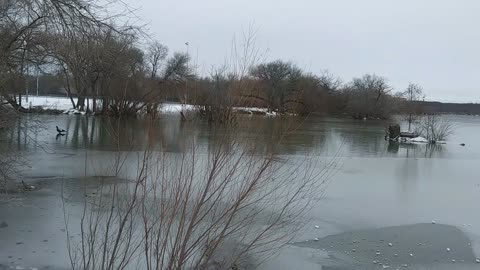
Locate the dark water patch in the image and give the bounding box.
[293,223,478,269]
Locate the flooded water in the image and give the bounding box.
[1,114,480,269]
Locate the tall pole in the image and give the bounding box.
[36,68,39,96]
[185,42,189,105]
[25,47,29,103]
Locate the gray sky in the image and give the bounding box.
[129,0,480,103]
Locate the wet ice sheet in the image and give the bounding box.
[292,223,479,269]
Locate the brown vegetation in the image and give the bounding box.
[1,0,434,120]
[63,118,338,270]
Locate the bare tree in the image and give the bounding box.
[0,0,137,110]
[64,119,338,270]
[195,27,265,123]
[146,41,168,79]
[249,60,303,113]
[317,70,342,93]
[402,83,425,131]
[162,52,192,82]
[344,74,393,119]
[415,114,453,143]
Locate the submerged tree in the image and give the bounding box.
[344,74,394,119]
[249,60,303,113]
[402,83,425,131]
[415,114,453,143]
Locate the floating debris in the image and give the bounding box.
[351,248,356,252]
[475,258,480,263]
[373,260,378,264]
[376,251,381,256]
[451,259,456,263]
[446,248,451,252]
[402,264,408,267]
[388,242,393,247]
[314,225,320,229]
[409,253,413,257]
[394,253,398,257]
[314,238,319,241]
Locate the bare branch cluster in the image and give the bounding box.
[415,114,454,143]
[64,121,338,270]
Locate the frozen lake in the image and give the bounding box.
[1,114,479,269]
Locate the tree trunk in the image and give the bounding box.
[2,94,27,112]
[408,114,412,131]
[69,96,76,109]
[77,96,85,111]
[102,98,108,114]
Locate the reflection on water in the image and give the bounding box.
[1,114,467,159]
[2,114,480,270]
[387,142,446,158]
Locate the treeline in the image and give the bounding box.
[1,0,422,119]
[419,101,480,115]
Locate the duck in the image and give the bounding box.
[56,126,66,134]
[21,180,35,191]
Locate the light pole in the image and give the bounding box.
[185,42,189,105]
[25,41,29,103]
[36,68,39,96]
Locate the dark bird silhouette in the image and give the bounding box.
[56,126,66,134]
[21,180,35,191]
[460,143,466,146]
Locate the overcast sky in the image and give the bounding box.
[128,0,480,103]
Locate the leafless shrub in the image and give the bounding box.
[64,118,338,270]
[415,114,454,143]
[196,26,265,123]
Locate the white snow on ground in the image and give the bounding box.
[235,107,278,116]
[408,136,429,143]
[401,136,448,144]
[160,103,196,113]
[21,95,80,111]
[19,96,277,116]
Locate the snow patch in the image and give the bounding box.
[20,96,277,117]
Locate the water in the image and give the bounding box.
[1,114,479,269]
